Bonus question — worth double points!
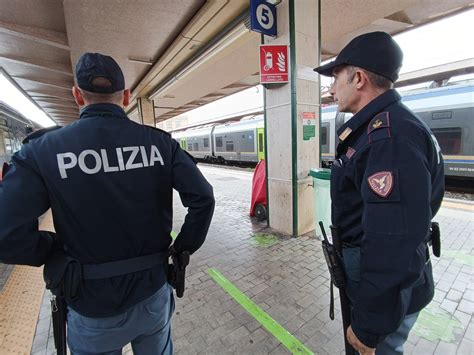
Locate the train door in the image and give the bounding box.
[257,128,265,161]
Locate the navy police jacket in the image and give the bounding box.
[330,90,444,347]
[0,103,215,317]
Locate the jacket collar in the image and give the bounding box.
[336,89,400,142]
[79,103,128,120]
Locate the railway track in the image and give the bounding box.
[199,162,474,200]
[445,177,474,200]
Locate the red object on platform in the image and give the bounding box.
[250,159,267,216]
[0,162,7,181]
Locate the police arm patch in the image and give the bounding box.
[368,171,393,198]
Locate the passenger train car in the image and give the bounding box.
[173,117,265,163]
[173,81,474,178]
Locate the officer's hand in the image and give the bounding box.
[347,326,376,355]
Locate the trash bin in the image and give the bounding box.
[309,168,331,238]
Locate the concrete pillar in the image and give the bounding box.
[265,0,321,236]
[136,97,156,127]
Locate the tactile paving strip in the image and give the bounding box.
[0,211,53,354]
[0,265,45,354]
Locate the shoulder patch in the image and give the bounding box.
[22,126,62,144]
[368,171,393,198]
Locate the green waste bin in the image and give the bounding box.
[309,168,331,238]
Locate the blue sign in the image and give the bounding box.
[250,0,277,37]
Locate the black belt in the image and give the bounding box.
[82,251,168,280]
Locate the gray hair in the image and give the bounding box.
[79,77,124,104]
[346,65,393,90]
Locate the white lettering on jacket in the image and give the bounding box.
[57,145,164,179]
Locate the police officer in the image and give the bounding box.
[314,32,444,354]
[0,53,215,354]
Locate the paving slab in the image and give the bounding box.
[29,165,473,354]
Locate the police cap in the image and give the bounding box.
[314,31,403,82]
[75,53,125,93]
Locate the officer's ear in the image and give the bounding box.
[122,89,131,107]
[355,70,369,90]
[72,86,85,107]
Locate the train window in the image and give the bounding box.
[216,136,223,148]
[203,138,209,148]
[193,143,198,151]
[187,143,193,151]
[431,128,462,155]
[432,111,452,120]
[320,127,328,146]
[226,141,234,152]
[258,134,263,153]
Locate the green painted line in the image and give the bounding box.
[251,233,278,247]
[413,303,464,342]
[208,268,314,355]
[170,230,177,240]
[443,250,474,267]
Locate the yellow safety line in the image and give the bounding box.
[442,200,474,212]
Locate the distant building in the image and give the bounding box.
[157,115,189,132]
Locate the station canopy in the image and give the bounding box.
[0,0,472,126]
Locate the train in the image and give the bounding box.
[172,81,474,178]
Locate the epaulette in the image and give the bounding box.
[22,125,62,144]
[367,112,391,143]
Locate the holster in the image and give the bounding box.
[44,249,81,355]
[429,222,441,257]
[324,224,357,355]
[44,249,82,300]
[167,249,190,298]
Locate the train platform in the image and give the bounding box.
[0,165,472,354]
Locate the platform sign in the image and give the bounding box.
[259,45,288,84]
[300,111,316,141]
[250,0,277,37]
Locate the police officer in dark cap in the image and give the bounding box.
[0,53,215,354]
[314,32,444,354]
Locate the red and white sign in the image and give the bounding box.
[259,45,288,84]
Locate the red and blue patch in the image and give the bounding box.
[368,171,394,198]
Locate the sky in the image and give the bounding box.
[0,8,473,128]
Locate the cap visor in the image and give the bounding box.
[313,60,340,77]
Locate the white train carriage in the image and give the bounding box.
[212,116,264,163]
[172,125,213,160]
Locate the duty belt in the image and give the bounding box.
[82,251,169,280]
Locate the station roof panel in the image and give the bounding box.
[0,0,472,126]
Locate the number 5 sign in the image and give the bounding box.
[250,0,277,37]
